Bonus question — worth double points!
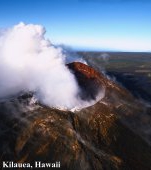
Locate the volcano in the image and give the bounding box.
[0,62,151,170]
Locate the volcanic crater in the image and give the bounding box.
[0,62,151,170]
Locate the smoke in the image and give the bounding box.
[99,53,110,62]
[0,23,104,110]
[60,45,87,64]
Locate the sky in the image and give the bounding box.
[0,0,151,51]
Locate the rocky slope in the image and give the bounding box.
[0,62,151,170]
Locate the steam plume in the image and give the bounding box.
[0,23,104,110]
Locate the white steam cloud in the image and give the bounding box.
[0,23,104,110]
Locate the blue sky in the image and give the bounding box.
[0,0,151,51]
